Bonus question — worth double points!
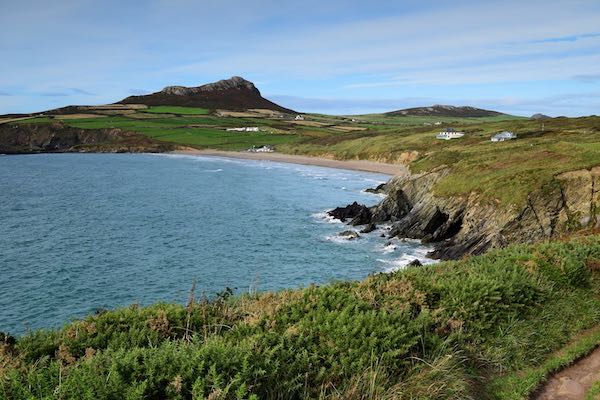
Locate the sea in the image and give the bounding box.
[0,153,434,335]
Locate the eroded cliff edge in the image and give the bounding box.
[0,122,175,154]
[335,166,600,260]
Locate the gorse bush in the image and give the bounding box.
[2,236,600,399]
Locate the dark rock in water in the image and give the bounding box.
[360,223,377,233]
[328,202,372,225]
[407,259,422,267]
[365,183,387,194]
[380,233,386,238]
[338,230,360,240]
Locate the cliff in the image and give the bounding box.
[341,166,600,259]
[0,122,175,154]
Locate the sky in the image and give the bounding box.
[1,0,599,116]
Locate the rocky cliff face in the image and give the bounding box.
[161,76,259,96]
[354,166,600,259]
[0,122,175,154]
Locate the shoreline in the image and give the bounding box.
[172,148,407,176]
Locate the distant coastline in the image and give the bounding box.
[173,148,407,176]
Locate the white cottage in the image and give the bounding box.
[294,115,305,121]
[226,127,260,132]
[247,145,274,153]
[436,128,465,140]
[491,131,517,142]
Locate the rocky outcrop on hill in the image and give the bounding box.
[119,76,295,113]
[386,105,505,118]
[333,166,600,260]
[0,122,175,154]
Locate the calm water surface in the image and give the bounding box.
[0,153,433,334]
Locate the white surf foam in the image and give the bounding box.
[312,211,343,224]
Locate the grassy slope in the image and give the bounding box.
[2,235,600,399]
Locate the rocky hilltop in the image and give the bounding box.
[119,76,295,113]
[0,122,175,154]
[386,105,505,118]
[530,113,552,120]
[332,166,600,259]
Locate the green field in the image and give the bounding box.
[2,235,600,399]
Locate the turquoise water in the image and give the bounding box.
[0,153,432,334]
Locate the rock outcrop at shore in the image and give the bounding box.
[0,122,175,154]
[334,166,600,260]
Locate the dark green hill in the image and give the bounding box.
[118,76,296,114]
[386,104,506,117]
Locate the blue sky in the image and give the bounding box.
[1,0,599,116]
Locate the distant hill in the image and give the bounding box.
[385,105,505,118]
[530,113,551,120]
[118,76,295,114]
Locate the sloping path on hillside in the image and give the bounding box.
[534,346,600,399]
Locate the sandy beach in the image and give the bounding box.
[173,148,407,176]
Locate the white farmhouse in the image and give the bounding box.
[294,115,305,121]
[491,131,517,142]
[226,127,260,132]
[247,145,274,153]
[436,128,465,140]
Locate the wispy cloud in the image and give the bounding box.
[68,87,96,96]
[573,74,600,83]
[40,92,70,97]
[128,88,151,95]
[525,32,600,44]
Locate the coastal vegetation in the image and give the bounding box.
[2,234,600,399]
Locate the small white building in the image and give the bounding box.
[491,131,517,142]
[226,127,259,132]
[294,115,305,121]
[436,128,465,140]
[248,145,274,153]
